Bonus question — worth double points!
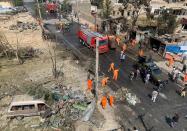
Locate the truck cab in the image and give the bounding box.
[78,26,109,53]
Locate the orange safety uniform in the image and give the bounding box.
[168,58,174,67]
[101,77,109,87]
[101,96,107,109]
[122,44,127,52]
[184,74,187,82]
[109,96,114,107]
[116,37,120,45]
[87,79,93,91]
[113,69,119,80]
[108,62,115,72]
[131,39,136,47]
[139,49,144,57]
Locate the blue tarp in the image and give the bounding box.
[165,45,181,54]
[166,45,187,54]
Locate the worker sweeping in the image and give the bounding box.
[113,69,119,80]
[108,62,115,72]
[101,96,107,109]
[87,79,93,91]
[109,95,114,107]
[101,77,109,87]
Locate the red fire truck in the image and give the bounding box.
[46,2,57,13]
[77,26,109,53]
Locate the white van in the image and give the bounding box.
[7,95,51,120]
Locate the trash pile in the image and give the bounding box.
[9,21,38,31]
[115,88,141,106]
[125,93,140,106]
[36,85,94,130]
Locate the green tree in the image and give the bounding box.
[14,0,23,6]
[101,0,112,19]
[61,0,72,14]
[157,11,178,35]
[33,3,46,19]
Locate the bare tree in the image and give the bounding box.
[121,0,151,36]
[101,0,113,19]
[15,33,24,64]
[46,40,59,78]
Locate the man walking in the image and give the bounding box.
[101,77,109,87]
[101,96,107,109]
[108,62,115,72]
[151,90,158,102]
[135,68,140,80]
[87,79,93,91]
[171,113,179,128]
[145,73,150,84]
[113,69,119,80]
[182,64,186,73]
[120,51,126,62]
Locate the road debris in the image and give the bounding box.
[9,21,38,31]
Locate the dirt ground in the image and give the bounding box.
[0,12,121,131]
[0,12,45,50]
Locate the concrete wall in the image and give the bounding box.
[0,2,13,8]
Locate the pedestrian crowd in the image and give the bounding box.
[85,38,186,130]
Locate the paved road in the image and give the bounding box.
[44,22,187,131]
[23,1,187,129]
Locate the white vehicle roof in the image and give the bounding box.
[10,95,45,106]
[11,100,45,106]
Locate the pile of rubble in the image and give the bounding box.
[116,88,141,106]
[30,84,94,130]
[9,21,38,32]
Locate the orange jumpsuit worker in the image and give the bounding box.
[184,74,187,82]
[101,96,107,109]
[131,39,136,47]
[122,44,127,52]
[87,79,93,91]
[168,57,174,67]
[116,37,120,45]
[109,95,114,107]
[139,49,144,57]
[108,62,115,72]
[113,69,119,80]
[102,77,109,87]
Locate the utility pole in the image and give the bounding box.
[76,0,79,25]
[94,14,97,31]
[95,37,99,100]
[36,0,42,20]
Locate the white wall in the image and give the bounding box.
[23,0,34,2]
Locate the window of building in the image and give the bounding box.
[127,11,130,16]
[113,11,115,16]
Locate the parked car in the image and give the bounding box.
[140,62,169,87]
[14,6,28,13]
[7,95,52,120]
